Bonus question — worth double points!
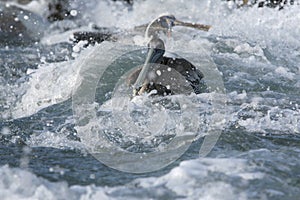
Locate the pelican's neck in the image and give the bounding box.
[133,15,168,94]
[133,47,154,91]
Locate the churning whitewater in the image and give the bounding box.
[0,0,299,199]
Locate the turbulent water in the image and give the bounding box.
[0,0,300,199]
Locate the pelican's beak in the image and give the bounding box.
[174,19,211,32]
[167,28,172,38]
[166,18,174,38]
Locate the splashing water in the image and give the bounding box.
[0,0,300,199]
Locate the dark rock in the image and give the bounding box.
[227,0,295,9]
[72,31,114,46]
[0,4,49,46]
[47,0,71,22]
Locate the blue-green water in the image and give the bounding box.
[0,1,300,199]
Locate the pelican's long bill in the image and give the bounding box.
[174,20,211,32]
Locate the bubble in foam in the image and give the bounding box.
[1,127,10,135]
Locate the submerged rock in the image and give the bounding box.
[0,3,49,46]
[72,30,115,46]
[47,0,71,22]
[227,0,295,9]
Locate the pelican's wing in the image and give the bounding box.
[161,57,206,94]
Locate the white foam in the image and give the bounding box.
[133,158,263,199]
[11,45,98,119]
[0,165,109,200]
[0,157,265,200]
[274,66,295,80]
[237,106,300,134]
[11,60,77,118]
[26,130,84,150]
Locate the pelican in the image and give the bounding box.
[127,15,210,96]
[72,14,210,95]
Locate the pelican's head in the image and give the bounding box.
[145,14,175,39]
[155,15,176,36]
[145,14,211,39]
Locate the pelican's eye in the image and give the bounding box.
[159,16,176,29]
[160,20,168,29]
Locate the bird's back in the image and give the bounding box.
[161,57,207,94]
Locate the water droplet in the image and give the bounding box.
[70,10,78,17]
[156,70,162,76]
[89,174,96,179]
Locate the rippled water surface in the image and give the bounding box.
[0,0,300,199]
